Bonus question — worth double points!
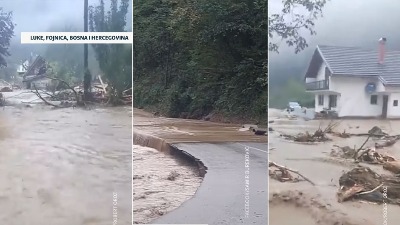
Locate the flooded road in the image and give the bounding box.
[133,108,267,224]
[152,142,268,225]
[133,145,202,224]
[0,92,132,225]
[269,108,400,225]
[133,108,267,143]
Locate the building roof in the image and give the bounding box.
[24,56,46,77]
[305,45,400,85]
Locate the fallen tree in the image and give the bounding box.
[281,130,331,142]
[269,162,315,185]
[32,76,131,108]
[280,121,339,143]
[337,166,400,205]
[32,76,83,108]
[330,134,397,165]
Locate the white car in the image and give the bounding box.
[287,102,301,112]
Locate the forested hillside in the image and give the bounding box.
[133,0,267,123]
[269,0,400,109]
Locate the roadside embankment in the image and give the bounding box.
[133,108,267,224]
[132,129,205,224]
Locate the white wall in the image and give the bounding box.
[387,93,400,118]
[314,94,328,112]
[316,62,327,81]
[307,61,388,117]
[330,76,384,117]
[306,62,328,83]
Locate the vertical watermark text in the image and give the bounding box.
[113,192,118,225]
[244,146,250,218]
[383,185,388,225]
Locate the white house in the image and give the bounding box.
[304,38,400,119]
[17,60,29,75]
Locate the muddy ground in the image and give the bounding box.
[269,108,400,225]
[0,91,132,225]
[133,108,267,143]
[133,108,267,224]
[132,145,202,224]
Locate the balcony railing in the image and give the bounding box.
[305,80,329,91]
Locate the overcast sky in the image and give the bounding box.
[0,0,132,66]
[0,0,132,36]
[270,0,400,83]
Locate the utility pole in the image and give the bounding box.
[84,0,88,68]
[83,0,90,100]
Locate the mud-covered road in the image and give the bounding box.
[133,109,267,224]
[151,142,268,225]
[0,91,132,225]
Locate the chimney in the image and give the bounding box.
[379,37,387,64]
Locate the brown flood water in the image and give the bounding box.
[269,108,400,225]
[133,108,267,143]
[132,145,202,224]
[132,108,267,224]
[0,101,132,225]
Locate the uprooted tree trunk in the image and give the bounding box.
[281,121,339,143]
[33,76,85,108]
[269,162,315,185]
[383,161,400,174]
[331,134,396,164]
[337,166,400,204]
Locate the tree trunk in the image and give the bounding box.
[83,0,91,100]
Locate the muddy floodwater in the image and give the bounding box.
[269,108,400,225]
[0,91,132,225]
[133,145,202,224]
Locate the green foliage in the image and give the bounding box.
[269,0,328,54]
[269,79,314,109]
[89,0,131,102]
[269,0,328,109]
[0,8,15,68]
[133,0,267,122]
[44,24,100,85]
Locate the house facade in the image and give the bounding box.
[305,39,400,118]
[21,55,51,89]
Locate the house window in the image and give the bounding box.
[329,95,337,108]
[370,95,378,105]
[318,95,324,106]
[394,100,398,107]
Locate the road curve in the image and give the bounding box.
[151,142,268,225]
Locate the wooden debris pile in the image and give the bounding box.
[337,166,400,204]
[32,75,132,107]
[281,121,339,143]
[281,130,331,142]
[330,126,396,139]
[331,130,351,138]
[331,145,396,164]
[269,162,315,185]
[358,149,395,164]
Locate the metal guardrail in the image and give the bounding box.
[305,80,328,90]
